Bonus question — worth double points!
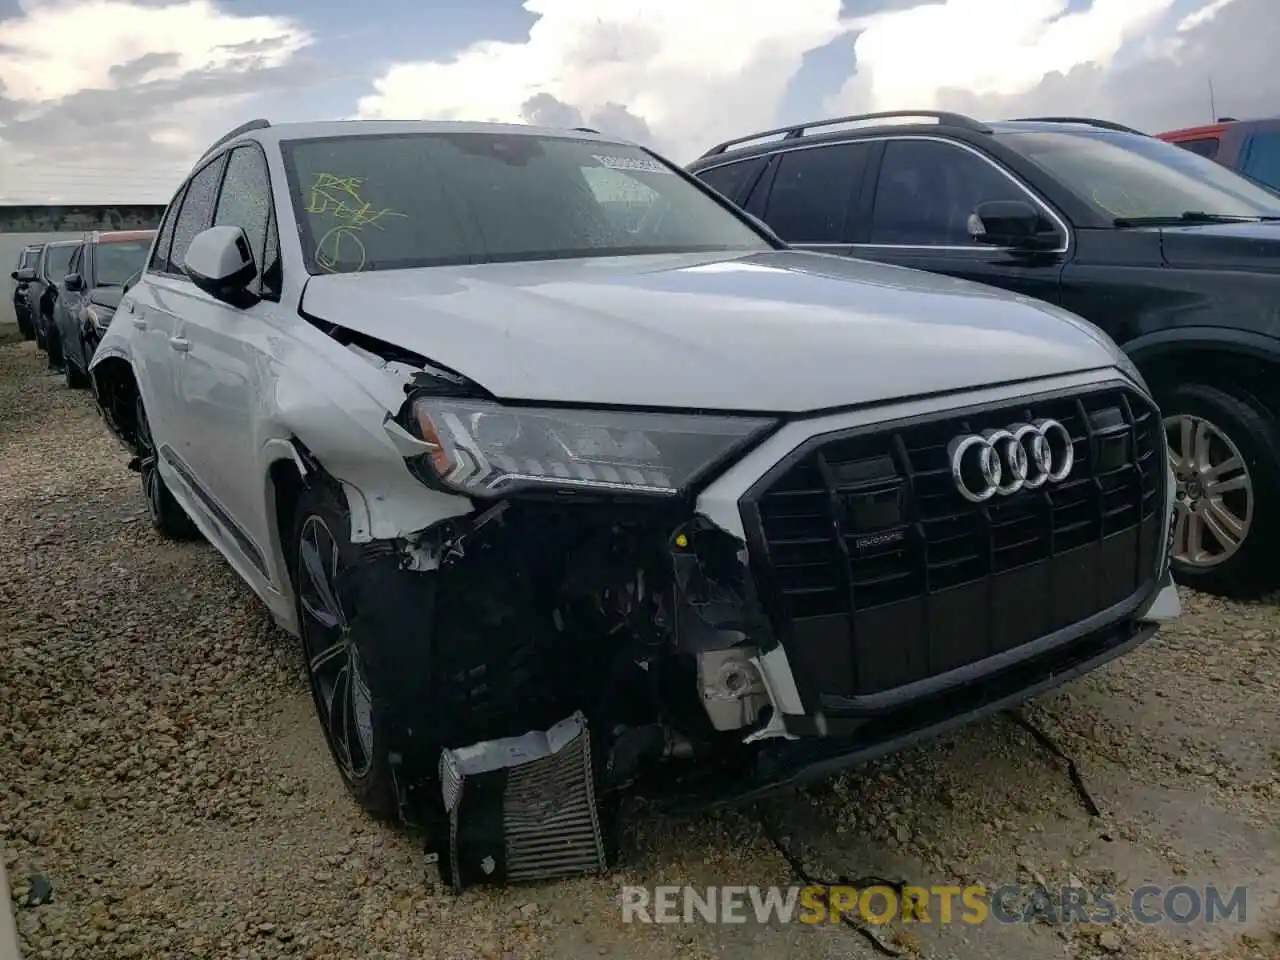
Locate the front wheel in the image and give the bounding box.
[291,481,399,821]
[1160,381,1280,599]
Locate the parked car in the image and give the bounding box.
[51,230,156,389]
[688,111,1280,600]
[10,243,45,340]
[1156,116,1280,189]
[29,240,80,360]
[88,118,1179,879]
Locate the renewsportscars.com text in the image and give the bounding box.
[620,884,1248,926]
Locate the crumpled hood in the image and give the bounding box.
[300,249,1122,413]
[1159,220,1280,270]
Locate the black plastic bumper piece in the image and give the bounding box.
[686,614,1156,811]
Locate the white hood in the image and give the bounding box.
[299,249,1121,413]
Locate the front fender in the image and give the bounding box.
[264,363,474,543]
[1122,326,1280,366]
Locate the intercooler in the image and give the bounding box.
[438,711,609,890]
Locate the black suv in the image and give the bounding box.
[688,111,1280,600]
[10,243,44,340]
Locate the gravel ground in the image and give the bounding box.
[1,334,1277,960]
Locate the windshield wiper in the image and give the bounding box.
[1114,211,1280,226]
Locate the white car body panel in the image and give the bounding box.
[88,118,1178,746]
[296,249,1123,412]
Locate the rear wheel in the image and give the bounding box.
[64,345,89,389]
[1160,381,1280,599]
[45,319,63,370]
[15,302,34,340]
[135,395,201,541]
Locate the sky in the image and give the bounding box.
[0,0,1267,204]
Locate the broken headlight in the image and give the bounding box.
[408,397,775,497]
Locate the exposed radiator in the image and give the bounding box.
[438,711,608,890]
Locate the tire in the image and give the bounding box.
[134,395,201,541]
[34,313,46,351]
[64,346,89,389]
[15,303,34,341]
[45,319,63,370]
[290,480,400,821]
[1158,381,1280,599]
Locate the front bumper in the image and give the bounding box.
[690,370,1179,755]
[686,573,1175,808]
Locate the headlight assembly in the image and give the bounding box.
[407,397,776,497]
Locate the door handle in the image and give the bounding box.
[169,337,190,352]
[131,317,147,329]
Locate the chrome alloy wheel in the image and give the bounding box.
[297,516,375,779]
[1164,413,1254,568]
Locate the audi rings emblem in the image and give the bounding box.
[947,419,1074,503]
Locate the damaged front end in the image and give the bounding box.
[336,374,797,887]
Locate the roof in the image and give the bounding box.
[208,118,630,159]
[92,229,156,243]
[1158,121,1233,140]
[1158,117,1280,140]
[688,114,1151,168]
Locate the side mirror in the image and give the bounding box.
[64,273,84,292]
[967,200,1061,251]
[15,267,35,283]
[183,225,258,303]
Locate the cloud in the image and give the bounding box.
[357,0,1263,169]
[0,0,315,203]
[923,0,1271,134]
[357,0,848,163]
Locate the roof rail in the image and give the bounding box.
[1009,116,1146,136]
[572,126,600,133]
[198,118,271,162]
[698,110,991,158]
[1218,116,1239,123]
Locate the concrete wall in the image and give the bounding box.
[0,205,166,327]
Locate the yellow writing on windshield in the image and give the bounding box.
[305,172,406,272]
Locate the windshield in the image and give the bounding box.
[998,129,1280,220]
[94,240,152,286]
[280,132,770,274]
[44,245,76,281]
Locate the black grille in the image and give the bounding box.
[741,384,1165,709]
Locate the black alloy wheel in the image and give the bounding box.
[292,483,398,820]
[134,395,200,540]
[64,347,89,389]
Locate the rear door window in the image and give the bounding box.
[167,157,226,275]
[758,142,874,243]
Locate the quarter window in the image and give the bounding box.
[168,158,225,275]
[761,142,873,242]
[869,139,1037,246]
[695,157,769,204]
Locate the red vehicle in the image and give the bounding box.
[1157,117,1280,189]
